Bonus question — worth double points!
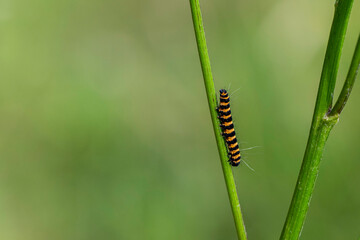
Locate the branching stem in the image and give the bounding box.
[280,0,356,239]
[330,34,360,116]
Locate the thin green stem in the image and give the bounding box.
[189,0,247,239]
[280,0,354,239]
[330,34,360,115]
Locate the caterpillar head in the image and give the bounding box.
[219,89,228,96]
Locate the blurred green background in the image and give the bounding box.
[0,0,359,239]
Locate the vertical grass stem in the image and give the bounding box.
[189,0,247,239]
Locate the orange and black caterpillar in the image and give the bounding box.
[217,89,241,166]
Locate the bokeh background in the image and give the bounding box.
[0,0,360,239]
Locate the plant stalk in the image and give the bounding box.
[189,0,247,239]
[280,0,355,239]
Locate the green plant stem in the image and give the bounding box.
[189,0,247,239]
[280,0,354,239]
[330,34,360,115]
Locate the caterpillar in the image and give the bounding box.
[217,89,241,166]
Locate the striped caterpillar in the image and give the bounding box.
[217,89,241,166]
